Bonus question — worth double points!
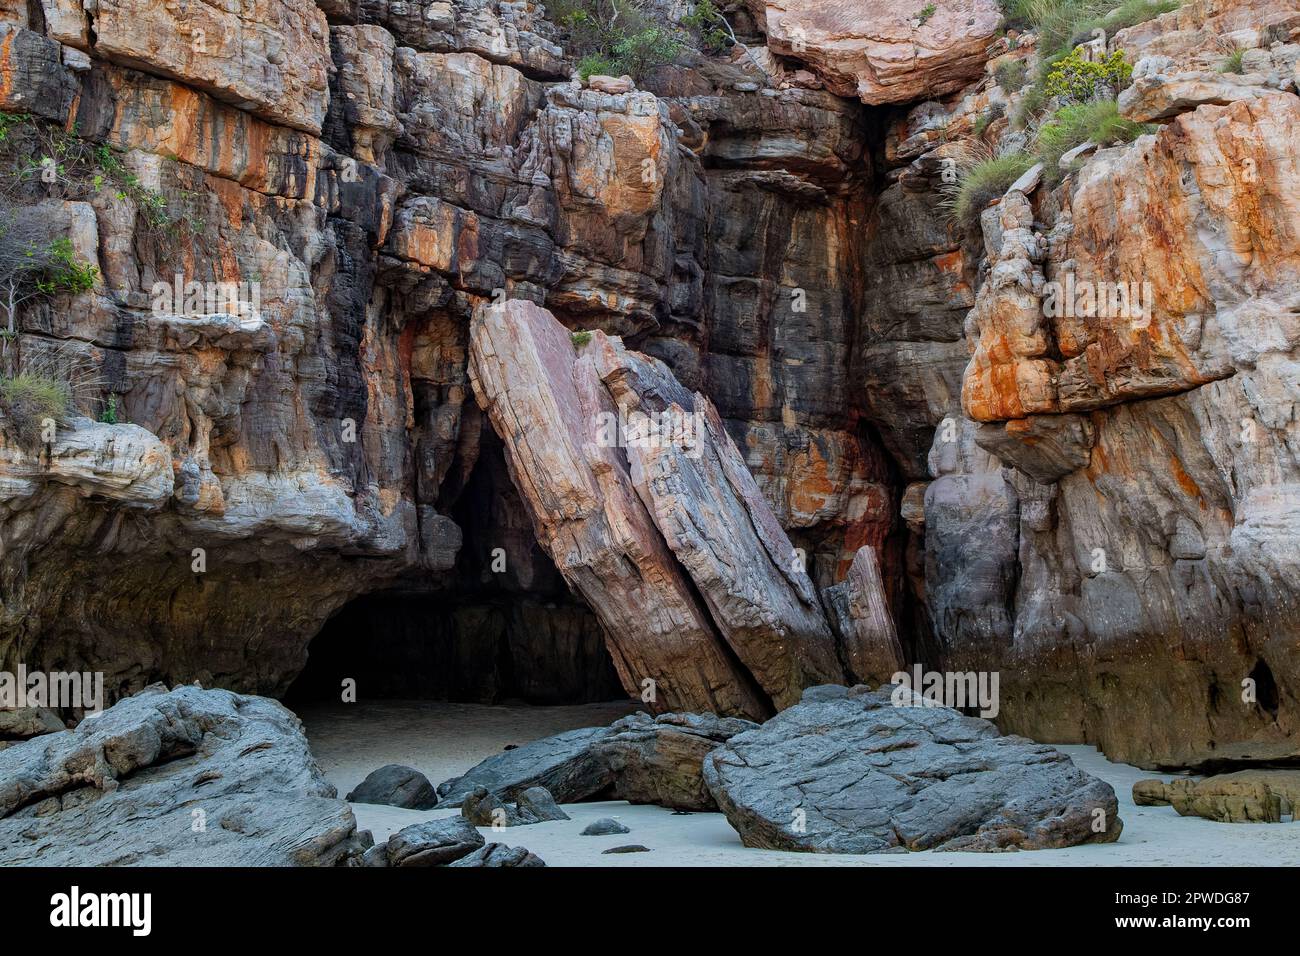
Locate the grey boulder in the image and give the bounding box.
[386,817,484,867]
[449,843,547,867]
[703,685,1123,853]
[346,764,438,810]
[581,817,630,835]
[0,684,368,866]
[593,712,758,811]
[516,786,569,822]
[436,726,615,806]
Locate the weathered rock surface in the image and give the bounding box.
[703,686,1123,853]
[951,84,1300,768]
[460,785,517,826]
[593,711,759,811]
[4,0,1299,779]
[0,685,367,865]
[346,764,438,810]
[1134,771,1300,823]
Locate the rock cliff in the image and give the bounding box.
[0,0,1296,770]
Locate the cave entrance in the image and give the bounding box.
[284,428,625,709]
[282,590,624,707]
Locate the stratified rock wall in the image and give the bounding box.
[1,0,1297,769]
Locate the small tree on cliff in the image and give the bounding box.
[0,196,97,375]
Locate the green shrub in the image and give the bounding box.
[33,238,98,296]
[681,0,731,52]
[1219,48,1246,74]
[1012,81,1049,127]
[1036,98,1152,179]
[609,27,681,80]
[1001,0,1177,60]
[995,58,1030,92]
[945,150,1035,226]
[551,0,689,81]
[0,373,69,445]
[1044,47,1133,103]
[571,330,593,348]
[99,393,118,425]
[578,53,617,80]
[916,4,937,25]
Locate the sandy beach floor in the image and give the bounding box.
[297,699,1300,867]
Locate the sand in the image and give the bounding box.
[297,699,1300,867]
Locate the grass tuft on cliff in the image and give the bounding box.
[0,373,69,446]
[1036,99,1153,180]
[1001,0,1178,59]
[943,149,1035,227]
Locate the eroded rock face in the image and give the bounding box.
[703,685,1123,853]
[1,4,893,716]
[4,0,1299,777]
[0,685,367,865]
[950,87,1300,769]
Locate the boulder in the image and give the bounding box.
[515,786,569,822]
[346,764,438,810]
[0,685,367,865]
[436,726,616,806]
[747,0,1003,104]
[0,707,66,741]
[581,817,630,836]
[1133,770,1300,823]
[702,685,1123,853]
[460,786,517,827]
[386,817,484,867]
[449,843,547,867]
[593,712,759,811]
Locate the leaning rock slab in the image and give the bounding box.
[0,684,366,865]
[593,712,759,811]
[703,686,1123,853]
[470,299,844,716]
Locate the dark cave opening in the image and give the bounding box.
[284,427,626,708]
[1250,658,1280,718]
[282,591,624,707]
